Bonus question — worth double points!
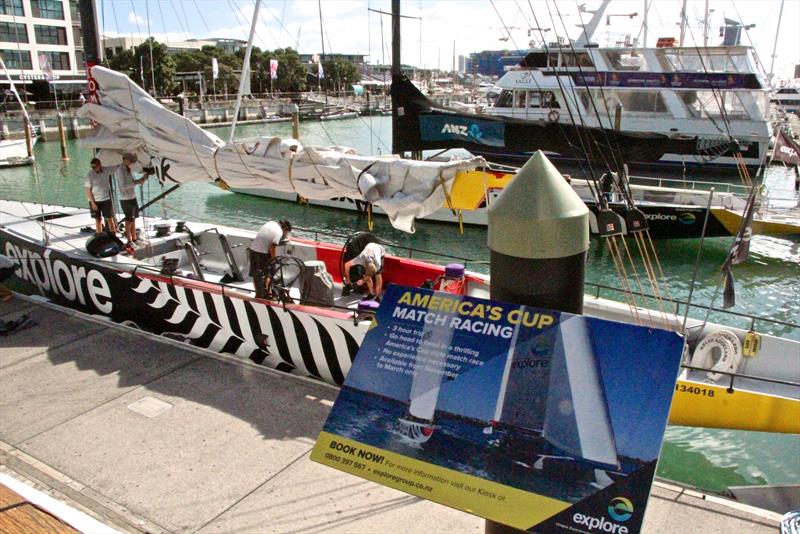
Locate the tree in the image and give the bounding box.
[320,58,360,93]
[124,38,177,96]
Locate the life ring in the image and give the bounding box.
[548,109,560,122]
[689,330,743,382]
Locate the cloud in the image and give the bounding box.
[127,11,147,26]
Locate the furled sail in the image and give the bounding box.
[77,67,482,233]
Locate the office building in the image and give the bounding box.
[1,0,88,99]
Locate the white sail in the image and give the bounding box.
[77,67,482,233]
[408,309,457,421]
[544,316,618,468]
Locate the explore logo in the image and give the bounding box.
[441,122,484,141]
[608,497,634,522]
[572,497,633,533]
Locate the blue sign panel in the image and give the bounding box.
[420,114,506,147]
[312,285,684,533]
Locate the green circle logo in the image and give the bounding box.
[679,212,696,225]
[608,497,634,522]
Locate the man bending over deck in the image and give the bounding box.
[248,219,292,298]
[343,242,385,301]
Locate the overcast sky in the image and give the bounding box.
[98,0,800,80]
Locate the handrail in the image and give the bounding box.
[681,364,800,389]
[585,281,800,332]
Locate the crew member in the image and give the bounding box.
[115,153,153,246]
[248,219,292,298]
[343,242,385,301]
[84,157,118,235]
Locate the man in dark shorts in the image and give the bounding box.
[116,152,153,246]
[248,219,292,298]
[84,158,118,234]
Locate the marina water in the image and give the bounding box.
[1,116,797,496]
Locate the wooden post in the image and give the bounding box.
[614,103,622,130]
[24,121,33,158]
[291,103,300,140]
[57,112,69,160]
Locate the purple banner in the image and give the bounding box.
[571,72,762,90]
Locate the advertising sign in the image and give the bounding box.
[311,285,684,532]
[420,114,506,147]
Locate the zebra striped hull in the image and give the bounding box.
[1,230,369,386]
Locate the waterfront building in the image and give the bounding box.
[0,0,87,101]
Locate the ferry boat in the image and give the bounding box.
[771,86,800,114]
[1,199,797,435]
[477,2,772,172]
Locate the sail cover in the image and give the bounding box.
[77,66,482,233]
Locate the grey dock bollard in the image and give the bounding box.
[485,150,590,534]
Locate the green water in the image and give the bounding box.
[1,116,798,495]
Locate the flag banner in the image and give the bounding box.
[720,184,758,308]
[211,57,219,81]
[318,61,324,79]
[312,285,684,533]
[270,59,278,80]
[773,129,800,166]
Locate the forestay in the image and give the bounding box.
[78,66,482,232]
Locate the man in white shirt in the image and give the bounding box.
[84,157,118,235]
[248,219,292,297]
[343,242,385,300]
[116,152,153,246]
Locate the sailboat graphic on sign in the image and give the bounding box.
[398,311,457,445]
[488,315,620,477]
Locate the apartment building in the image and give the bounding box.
[1,0,87,101]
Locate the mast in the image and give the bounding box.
[229,0,261,142]
[78,0,103,68]
[768,0,785,83]
[318,0,327,102]
[678,0,688,47]
[391,0,401,155]
[703,0,710,48]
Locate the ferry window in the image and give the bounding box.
[562,52,594,68]
[0,0,24,16]
[548,53,559,68]
[617,91,667,112]
[685,90,722,117]
[527,91,541,108]
[0,49,32,69]
[543,91,560,109]
[514,90,526,108]
[721,93,749,119]
[31,0,64,20]
[495,90,513,108]
[603,51,642,71]
[0,21,28,43]
[34,25,67,45]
